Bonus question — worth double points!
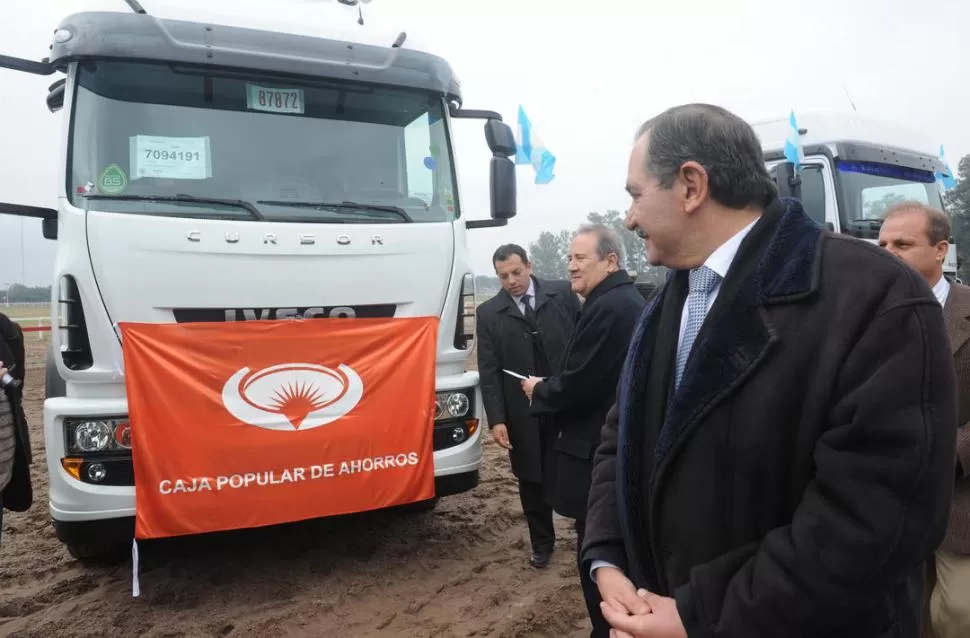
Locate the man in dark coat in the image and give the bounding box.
[581,103,957,638]
[0,311,33,548]
[879,202,970,638]
[521,225,645,637]
[476,244,580,568]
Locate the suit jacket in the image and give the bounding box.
[942,281,970,554]
[0,312,32,512]
[582,198,956,638]
[476,277,579,482]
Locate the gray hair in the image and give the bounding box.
[576,223,625,268]
[635,103,777,210]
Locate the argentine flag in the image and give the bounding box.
[515,105,556,185]
[783,110,804,169]
[937,144,956,191]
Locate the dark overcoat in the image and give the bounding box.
[530,270,644,519]
[583,199,957,638]
[476,277,579,482]
[0,312,32,513]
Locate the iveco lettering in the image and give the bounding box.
[0,0,520,560]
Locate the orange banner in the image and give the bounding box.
[119,317,439,540]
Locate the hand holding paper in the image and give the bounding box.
[521,376,543,402]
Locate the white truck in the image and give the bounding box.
[753,112,959,278]
[0,0,519,559]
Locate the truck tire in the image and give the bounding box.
[45,342,66,399]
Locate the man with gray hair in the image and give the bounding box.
[520,223,644,636]
[582,103,956,637]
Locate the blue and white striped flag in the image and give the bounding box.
[515,105,556,185]
[936,144,956,191]
[783,110,804,169]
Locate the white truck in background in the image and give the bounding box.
[754,112,959,279]
[0,0,519,560]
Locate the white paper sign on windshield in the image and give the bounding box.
[246,84,305,115]
[129,135,212,180]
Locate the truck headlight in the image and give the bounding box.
[65,417,131,455]
[435,390,472,421]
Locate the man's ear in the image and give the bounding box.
[937,240,950,264]
[678,161,709,215]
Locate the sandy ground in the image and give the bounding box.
[0,339,592,637]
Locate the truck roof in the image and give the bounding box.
[751,111,941,159]
[134,1,433,53]
[47,7,461,102]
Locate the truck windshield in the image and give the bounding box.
[67,60,459,224]
[836,160,945,238]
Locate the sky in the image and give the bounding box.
[1,0,968,286]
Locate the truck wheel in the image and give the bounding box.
[67,540,128,562]
[45,343,66,399]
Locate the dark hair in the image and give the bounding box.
[883,201,951,245]
[492,243,529,267]
[635,103,777,209]
[576,223,625,267]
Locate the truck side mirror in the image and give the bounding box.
[450,107,519,229]
[490,156,516,220]
[0,202,58,240]
[485,120,516,157]
[42,217,58,240]
[47,78,66,113]
[772,162,802,201]
[485,120,516,221]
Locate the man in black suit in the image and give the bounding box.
[520,225,645,637]
[0,312,32,549]
[476,244,580,568]
[582,103,956,637]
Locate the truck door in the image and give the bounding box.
[768,157,838,231]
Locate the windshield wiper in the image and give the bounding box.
[82,193,265,220]
[257,200,414,223]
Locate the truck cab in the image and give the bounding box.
[753,112,958,279]
[0,2,518,559]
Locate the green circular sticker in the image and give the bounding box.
[98,163,128,194]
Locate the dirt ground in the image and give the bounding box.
[0,339,592,637]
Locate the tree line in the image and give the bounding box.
[525,210,667,285]
[1,284,51,303]
[946,154,970,280]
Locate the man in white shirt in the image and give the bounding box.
[476,244,580,568]
[581,103,957,638]
[880,202,970,638]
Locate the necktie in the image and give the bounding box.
[521,293,537,325]
[675,265,721,388]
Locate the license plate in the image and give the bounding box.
[246,84,305,115]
